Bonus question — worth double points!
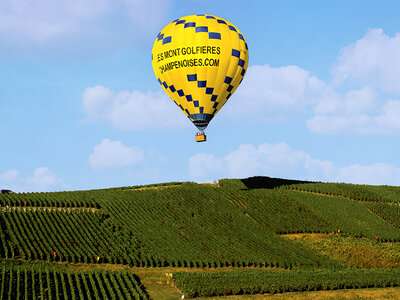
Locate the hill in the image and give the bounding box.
[1,176,400,298]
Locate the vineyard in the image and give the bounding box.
[0,176,400,298]
[0,260,147,299]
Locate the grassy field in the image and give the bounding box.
[202,288,400,299]
[284,233,400,269]
[1,176,400,299]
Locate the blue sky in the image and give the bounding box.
[1,0,400,191]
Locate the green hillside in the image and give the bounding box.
[1,176,400,298]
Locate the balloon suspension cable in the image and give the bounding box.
[195,131,207,142]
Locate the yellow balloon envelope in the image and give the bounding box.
[152,14,249,134]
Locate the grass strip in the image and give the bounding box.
[173,268,400,298]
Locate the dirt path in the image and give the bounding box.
[209,287,400,299]
[287,188,355,201]
[131,182,219,191]
[287,188,400,205]
[0,206,101,213]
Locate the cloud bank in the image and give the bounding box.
[189,142,400,186]
[82,85,188,130]
[79,29,400,135]
[224,29,400,135]
[0,167,68,192]
[307,28,400,134]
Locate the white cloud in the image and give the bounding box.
[82,85,188,130]
[189,142,400,186]
[337,163,400,186]
[0,167,67,192]
[82,85,114,120]
[189,153,224,179]
[333,29,400,95]
[88,139,145,170]
[313,86,378,116]
[26,167,67,191]
[308,94,400,135]
[225,64,334,122]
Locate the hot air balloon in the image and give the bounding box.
[151,14,249,142]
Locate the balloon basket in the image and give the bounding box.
[195,132,206,142]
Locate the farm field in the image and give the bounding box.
[1,176,400,299]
